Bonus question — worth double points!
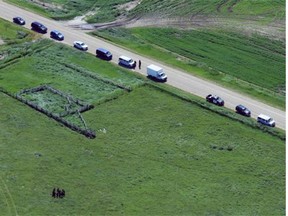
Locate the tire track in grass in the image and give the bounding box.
[0,176,18,216]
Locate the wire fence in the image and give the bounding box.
[0,86,96,139]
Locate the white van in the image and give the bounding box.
[118,55,136,68]
[257,114,275,127]
[147,64,167,82]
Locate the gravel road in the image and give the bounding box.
[0,0,285,130]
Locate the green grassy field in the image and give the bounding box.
[0,19,285,215]
[92,27,285,108]
[6,0,285,22]
[130,0,285,20]
[0,19,36,46]
[0,84,285,215]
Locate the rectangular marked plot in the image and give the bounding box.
[21,89,82,115]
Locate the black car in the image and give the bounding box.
[235,104,251,117]
[50,30,64,41]
[31,21,47,34]
[206,94,224,106]
[13,17,25,25]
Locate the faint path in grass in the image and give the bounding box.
[0,176,18,216]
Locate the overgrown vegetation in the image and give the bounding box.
[92,27,285,108]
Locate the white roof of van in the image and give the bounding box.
[258,114,271,120]
[119,55,132,61]
[147,64,162,71]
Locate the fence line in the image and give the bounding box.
[0,87,96,139]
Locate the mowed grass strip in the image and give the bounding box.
[0,84,284,215]
[92,27,285,108]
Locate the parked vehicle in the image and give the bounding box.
[147,64,167,82]
[257,114,275,127]
[50,30,64,41]
[13,17,25,25]
[96,48,112,60]
[73,41,88,51]
[206,94,224,106]
[118,55,136,68]
[235,104,251,117]
[31,21,47,33]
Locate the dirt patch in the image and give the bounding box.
[64,10,99,30]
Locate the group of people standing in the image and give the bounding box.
[52,188,65,198]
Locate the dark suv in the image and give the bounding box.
[50,30,64,41]
[31,21,47,34]
[96,48,112,60]
[235,105,251,117]
[206,94,224,106]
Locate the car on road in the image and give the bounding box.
[73,41,88,51]
[96,48,112,60]
[13,16,25,25]
[206,94,224,106]
[50,30,64,41]
[118,55,136,68]
[235,104,251,117]
[257,114,275,127]
[31,21,47,33]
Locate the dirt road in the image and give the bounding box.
[0,0,285,130]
